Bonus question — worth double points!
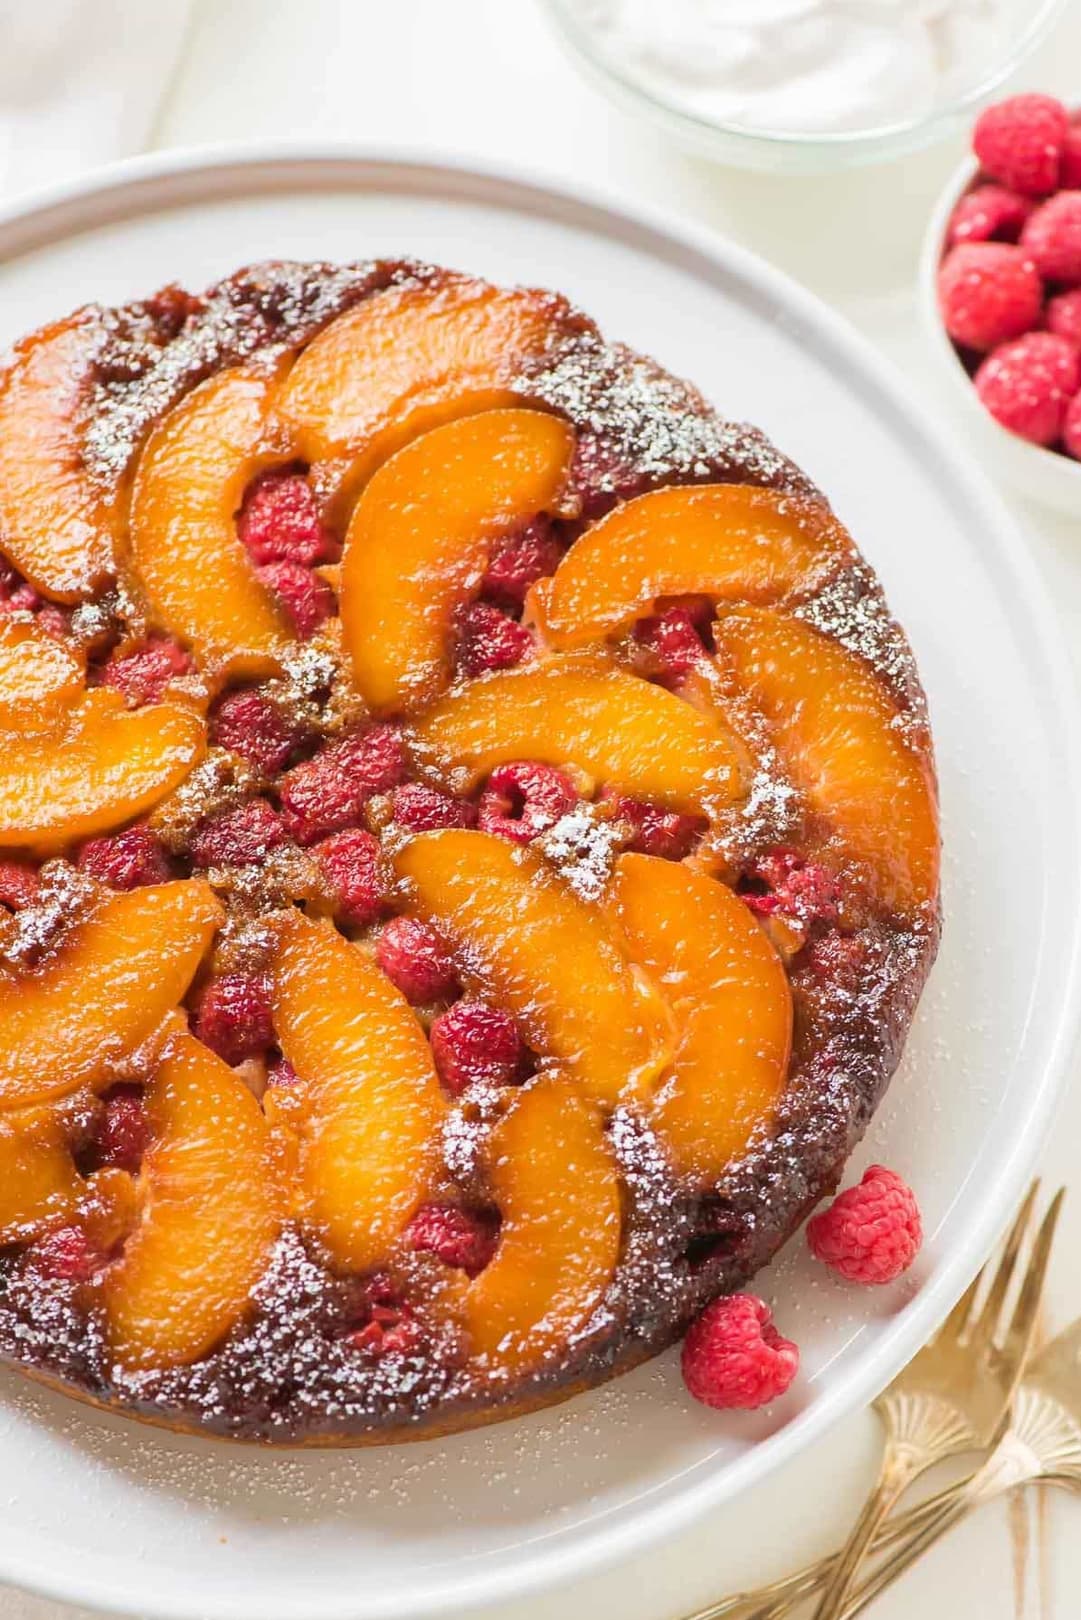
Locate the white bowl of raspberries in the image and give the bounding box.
[921,91,1081,513]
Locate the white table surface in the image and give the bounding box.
[4,2,1081,1617]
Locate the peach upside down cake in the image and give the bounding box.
[0,260,940,1443]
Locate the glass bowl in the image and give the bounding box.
[541,0,1071,172]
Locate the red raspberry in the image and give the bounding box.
[0,859,39,909]
[974,331,1081,445]
[1063,390,1081,460]
[390,781,477,832]
[0,561,40,614]
[376,916,459,1004]
[602,791,705,860]
[429,1000,524,1095]
[210,686,307,775]
[189,798,286,867]
[937,243,1042,352]
[406,1203,499,1276]
[98,634,192,706]
[481,519,564,610]
[806,1164,922,1285]
[192,973,274,1064]
[77,825,171,890]
[477,761,577,844]
[457,601,534,677]
[681,1294,799,1411]
[632,604,707,678]
[743,848,841,925]
[1061,125,1081,189]
[266,1055,300,1088]
[256,559,335,639]
[94,1086,151,1173]
[348,1304,421,1357]
[972,93,1069,197]
[278,725,407,844]
[237,470,339,567]
[314,828,387,927]
[36,604,72,641]
[1047,286,1081,347]
[946,184,1033,247]
[32,1226,106,1283]
[1021,191,1081,286]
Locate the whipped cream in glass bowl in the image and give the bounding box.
[543,0,1069,169]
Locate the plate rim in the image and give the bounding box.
[1,139,1079,1620]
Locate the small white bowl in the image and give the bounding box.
[919,154,1081,516]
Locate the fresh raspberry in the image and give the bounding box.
[974,331,1081,445]
[256,559,335,639]
[314,828,387,927]
[192,973,274,1064]
[406,1203,499,1276]
[972,93,1069,197]
[94,1086,151,1173]
[1046,286,1081,347]
[278,725,407,844]
[210,686,307,775]
[0,859,39,909]
[946,184,1033,246]
[189,798,286,867]
[633,604,707,678]
[31,1226,107,1283]
[390,781,477,832]
[77,825,171,890]
[1021,191,1081,286]
[376,916,459,1004]
[806,1164,922,1285]
[237,469,339,567]
[456,601,534,677]
[477,761,577,844]
[1063,389,1081,459]
[98,634,192,706]
[681,1294,799,1411]
[266,1055,300,1088]
[937,243,1042,352]
[481,518,564,610]
[602,791,705,860]
[742,848,841,925]
[1061,125,1081,189]
[429,1000,524,1095]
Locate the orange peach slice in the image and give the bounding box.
[408,653,745,813]
[394,829,670,1106]
[0,689,205,852]
[531,484,851,649]
[0,1106,82,1242]
[102,1034,281,1371]
[0,618,85,735]
[0,880,222,1111]
[609,854,791,1178]
[716,607,939,914]
[272,910,444,1272]
[0,312,117,601]
[342,408,575,713]
[129,363,291,677]
[275,275,572,475]
[465,1077,621,1373]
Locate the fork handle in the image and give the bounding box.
[808,1450,917,1620]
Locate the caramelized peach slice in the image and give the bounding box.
[408,654,744,813]
[0,619,85,734]
[717,608,939,914]
[0,312,117,601]
[0,1106,82,1241]
[609,854,791,1178]
[0,689,205,852]
[465,1077,620,1372]
[531,484,851,649]
[342,408,575,713]
[394,829,669,1106]
[0,880,222,1110]
[272,910,444,1272]
[102,1034,281,1371]
[276,275,572,475]
[129,363,291,676]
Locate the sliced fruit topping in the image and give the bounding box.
[0,312,117,600]
[429,1000,524,1096]
[191,973,274,1065]
[609,854,791,1177]
[0,880,222,1110]
[77,824,172,889]
[464,1077,620,1372]
[278,723,407,844]
[394,829,670,1106]
[716,608,939,914]
[0,689,205,852]
[456,601,534,676]
[375,916,460,1005]
[101,1033,281,1371]
[341,408,574,713]
[129,363,292,676]
[408,654,745,813]
[97,635,193,708]
[272,910,444,1272]
[477,761,577,844]
[0,1105,82,1242]
[531,484,850,649]
[407,1202,499,1277]
[0,617,85,734]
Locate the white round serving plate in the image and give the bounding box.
[0,145,1078,1620]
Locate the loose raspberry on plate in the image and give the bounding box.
[255,559,335,639]
[681,1293,799,1411]
[237,469,339,567]
[601,791,705,860]
[406,1202,499,1276]
[972,93,1069,197]
[192,973,274,1065]
[77,825,171,889]
[477,761,577,844]
[94,1086,152,1173]
[806,1164,922,1284]
[1046,287,1081,347]
[390,782,477,832]
[190,798,286,867]
[937,243,1043,352]
[481,518,564,610]
[1061,125,1081,189]
[946,185,1033,247]
[1063,390,1081,460]
[429,999,524,1095]
[278,724,407,844]
[97,634,193,707]
[1021,191,1081,287]
[376,916,459,1004]
[314,828,387,927]
[0,858,40,909]
[974,331,1081,445]
[209,686,308,775]
[456,601,534,676]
